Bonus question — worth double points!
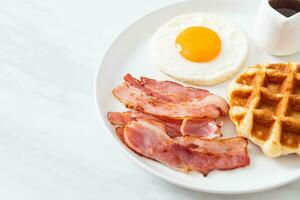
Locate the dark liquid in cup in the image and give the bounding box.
[269,0,300,17]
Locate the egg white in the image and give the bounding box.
[149,13,248,86]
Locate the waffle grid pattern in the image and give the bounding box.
[228,63,300,157]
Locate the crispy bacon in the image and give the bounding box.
[108,111,221,138]
[112,74,229,119]
[140,76,210,101]
[180,119,221,138]
[108,75,249,175]
[124,118,250,175]
[115,127,126,145]
[108,111,182,137]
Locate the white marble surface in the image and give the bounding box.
[0,0,299,199]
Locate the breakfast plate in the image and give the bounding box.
[95,0,300,194]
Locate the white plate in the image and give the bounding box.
[95,0,300,194]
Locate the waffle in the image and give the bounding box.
[228,62,300,157]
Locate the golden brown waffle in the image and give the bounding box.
[228,62,300,157]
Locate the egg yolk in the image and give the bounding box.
[175,26,221,62]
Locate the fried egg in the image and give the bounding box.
[149,13,248,85]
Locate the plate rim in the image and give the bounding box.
[94,0,300,194]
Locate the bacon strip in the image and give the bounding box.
[140,76,210,101]
[108,111,181,137]
[124,118,250,175]
[112,74,229,119]
[180,119,222,138]
[108,111,222,138]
